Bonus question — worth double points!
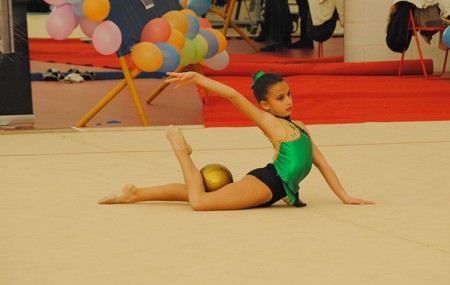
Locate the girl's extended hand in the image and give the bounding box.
[165,71,195,88]
[342,196,375,205]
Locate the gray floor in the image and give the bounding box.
[1,121,449,284]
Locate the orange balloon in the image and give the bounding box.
[162,10,188,34]
[180,8,197,17]
[131,42,163,72]
[166,29,186,51]
[181,0,188,7]
[205,28,227,53]
[84,0,110,22]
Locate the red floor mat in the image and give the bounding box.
[200,75,450,127]
[29,38,432,76]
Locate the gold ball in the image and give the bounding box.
[200,163,234,192]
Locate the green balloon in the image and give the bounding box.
[191,34,208,64]
[180,38,196,67]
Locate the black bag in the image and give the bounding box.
[386,2,414,53]
[307,10,338,43]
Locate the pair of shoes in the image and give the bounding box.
[63,73,84,83]
[260,43,284,52]
[284,40,292,48]
[42,68,64,81]
[288,40,314,49]
[66,68,94,80]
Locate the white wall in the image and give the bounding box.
[344,0,449,72]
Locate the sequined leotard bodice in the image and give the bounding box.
[269,118,313,204]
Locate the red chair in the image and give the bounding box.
[399,9,449,79]
[317,41,324,58]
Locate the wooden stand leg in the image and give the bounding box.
[119,57,149,126]
[76,57,145,127]
[145,65,184,104]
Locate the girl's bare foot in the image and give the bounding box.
[166,126,192,155]
[98,183,137,204]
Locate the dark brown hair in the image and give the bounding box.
[251,71,285,102]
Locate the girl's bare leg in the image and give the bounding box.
[98,126,194,205]
[165,126,206,209]
[98,183,189,204]
[99,126,273,210]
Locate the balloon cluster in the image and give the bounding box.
[45,0,230,72]
[45,0,119,55]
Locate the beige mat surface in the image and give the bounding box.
[1,121,449,284]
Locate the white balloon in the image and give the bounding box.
[202,50,229,70]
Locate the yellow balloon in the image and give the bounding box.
[162,10,188,34]
[200,164,234,192]
[131,42,163,72]
[166,29,186,51]
[180,8,197,17]
[84,0,110,22]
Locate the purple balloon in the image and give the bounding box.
[199,29,218,59]
[185,14,200,39]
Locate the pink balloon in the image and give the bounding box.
[197,17,212,29]
[141,18,171,43]
[92,20,122,55]
[44,0,66,6]
[79,18,99,38]
[46,4,78,40]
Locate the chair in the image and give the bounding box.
[317,41,323,58]
[399,9,449,79]
[208,0,260,52]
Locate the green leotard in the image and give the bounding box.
[270,118,313,204]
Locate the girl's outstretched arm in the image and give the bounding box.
[312,142,375,205]
[165,72,280,135]
[166,71,237,99]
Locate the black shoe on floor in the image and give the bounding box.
[260,43,283,52]
[254,34,268,42]
[288,40,314,49]
[42,68,64,81]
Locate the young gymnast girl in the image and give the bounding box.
[98,71,375,210]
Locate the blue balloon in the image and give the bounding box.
[185,14,200,39]
[155,43,181,72]
[71,0,85,18]
[199,29,218,59]
[187,0,212,16]
[443,26,450,49]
